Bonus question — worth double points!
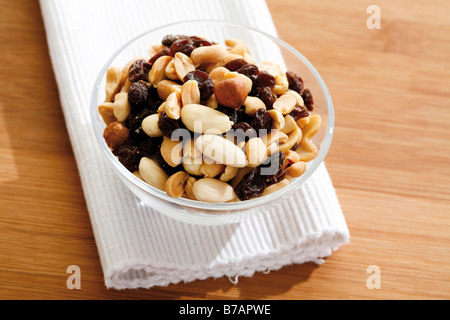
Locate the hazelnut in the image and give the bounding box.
[103,121,129,150]
[214,78,248,109]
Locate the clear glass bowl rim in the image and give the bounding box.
[90,19,334,211]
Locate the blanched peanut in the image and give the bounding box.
[209,66,229,87]
[184,177,197,200]
[273,93,297,115]
[165,171,190,198]
[190,45,228,67]
[296,116,310,128]
[160,137,183,167]
[105,66,121,102]
[181,104,233,134]
[139,157,169,191]
[181,80,200,106]
[164,59,179,81]
[182,158,203,176]
[285,150,301,164]
[244,96,266,117]
[165,91,181,120]
[200,161,226,178]
[142,114,163,137]
[98,102,117,125]
[195,134,247,168]
[219,165,239,182]
[112,92,131,122]
[245,137,267,167]
[148,55,172,87]
[261,179,290,196]
[278,125,302,153]
[192,178,236,203]
[205,94,218,109]
[225,38,251,54]
[174,52,195,81]
[295,115,321,162]
[268,109,285,130]
[285,89,304,107]
[286,161,306,178]
[157,80,182,101]
[272,74,289,95]
[282,113,298,134]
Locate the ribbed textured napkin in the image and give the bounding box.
[39,0,349,289]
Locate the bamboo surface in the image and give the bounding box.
[0,0,449,299]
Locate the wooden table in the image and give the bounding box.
[0,0,449,300]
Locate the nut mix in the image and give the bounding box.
[99,35,320,203]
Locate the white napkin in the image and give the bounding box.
[39,0,349,289]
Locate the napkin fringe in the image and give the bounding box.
[105,229,349,289]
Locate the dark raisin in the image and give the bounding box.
[286,71,304,93]
[147,85,162,112]
[251,108,272,134]
[232,122,257,142]
[257,87,275,109]
[224,59,248,71]
[289,106,309,121]
[235,168,266,200]
[255,71,275,88]
[158,111,181,138]
[301,89,314,111]
[169,38,196,57]
[183,70,214,101]
[260,151,286,185]
[117,145,141,172]
[139,136,162,158]
[128,81,149,109]
[216,105,238,124]
[238,64,260,93]
[128,59,151,83]
[162,35,188,47]
[188,36,213,47]
[148,48,170,65]
[127,108,155,141]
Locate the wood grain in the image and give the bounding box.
[0,0,449,299]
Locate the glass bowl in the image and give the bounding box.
[90,20,334,225]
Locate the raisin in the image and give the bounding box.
[251,108,272,134]
[286,71,304,93]
[188,36,213,47]
[257,86,275,109]
[128,81,149,109]
[301,89,314,111]
[232,122,257,142]
[235,168,266,200]
[183,70,214,101]
[148,48,170,65]
[158,111,181,138]
[117,145,141,172]
[289,105,309,121]
[127,108,155,141]
[147,85,162,112]
[254,71,275,88]
[162,35,188,47]
[260,151,286,185]
[216,105,238,124]
[237,64,260,93]
[224,59,248,72]
[128,59,151,83]
[139,136,162,158]
[169,38,196,57]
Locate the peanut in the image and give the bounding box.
[181,80,200,106]
[157,80,182,101]
[190,45,228,67]
[98,102,117,125]
[112,92,131,122]
[165,91,181,120]
[139,157,169,191]
[174,52,195,81]
[273,93,297,115]
[200,161,226,178]
[286,161,306,178]
[219,165,239,182]
[142,114,163,137]
[165,171,190,198]
[181,104,233,134]
[245,137,267,167]
[160,137,183,167]
[192,178,236,203]
[105,66,121,102]
[295,114,321,162]
[164,59,179,81]
[148,55,172,87]
[184,177,197,200]
[195,134,247,168]
[244,96,266,117]
[261,179,290,197]
[268,109,285,130]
